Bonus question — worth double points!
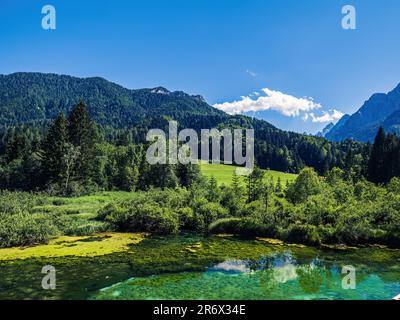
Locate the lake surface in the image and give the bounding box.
[1,234,400,300]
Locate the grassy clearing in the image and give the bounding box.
[32,191,136,220]
[0,232,146,261]
[200,161,298,186]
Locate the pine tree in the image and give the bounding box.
[344,147,355,181]
[246,166,265,202]
[275,177,283,193]
[176,162,202,188]
[232,169,243,198]
[67,101,97,182]
[207,175,220,202]
[41,113,68,184]
[368,127,386,184]
[5,133,29,162]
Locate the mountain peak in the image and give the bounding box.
[325,83,400,142]
[150,87,170,95]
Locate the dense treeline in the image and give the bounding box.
[368,127,400,184]
[0,102,203,194]
[1,98,399,196]
[0,72,367,175]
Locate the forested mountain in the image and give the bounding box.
[0,72,363,175]
[326,84,400,142]
[0,72,225,128]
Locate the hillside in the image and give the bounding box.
[0,72,358,174]
[0,72,227,128]
[326,84,400,142]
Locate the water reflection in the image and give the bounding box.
[93,249,400,300]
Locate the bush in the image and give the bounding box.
[0,212,59,248]
[335,212,372,244]
[286,168,322,204]
[194,202,228,231]
[100,201,179,235]
[209,217,275,237]
[177,207,198,230]
[0,191,38,214]
[126,204,179,235]
[97,203,125,221]
[285,224,321,246]
[52,199,67,206]
[387,177,400,194]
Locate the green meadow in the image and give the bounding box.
[199,161,298,186]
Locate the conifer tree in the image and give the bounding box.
[41,113,68,184]
[207,175,220,202]
[176,162,202,188]
[246,166,265,202]
[67,101,97,182]
[232,169,243,198]
[368,127,386,184]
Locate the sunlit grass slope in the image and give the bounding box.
[199,162,298,186]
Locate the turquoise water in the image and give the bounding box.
[93,251,400,300]
[1,235,400,300]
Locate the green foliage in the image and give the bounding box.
[286,168,322,204]
[0,212,59,248]
[0,192,61,247]
[209,217,274,237]
[284,224,322,246]
[368,127,400,184]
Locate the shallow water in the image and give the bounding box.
[1,234,400,300]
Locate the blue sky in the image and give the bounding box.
[1,0,400,133]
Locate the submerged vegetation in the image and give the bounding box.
[1,234,400,300]
[0,233,146,261]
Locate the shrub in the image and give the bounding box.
[52,199,67,206]
[285,224,321,246]
[335,212,372,244]
[100,202,179,235]
[194,202,228,231]
[209,218,242,234]
[177,207,198,230]
[97,203,125,221]
[286,168,322,204]
[0,212,59,248]
[387,177,400,194]
[126,205,179,235]
[209,217,275,237]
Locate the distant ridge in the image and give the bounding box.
[326,84,400,142]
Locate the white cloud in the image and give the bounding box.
[214,88,322,117]
[308,109,344,123]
